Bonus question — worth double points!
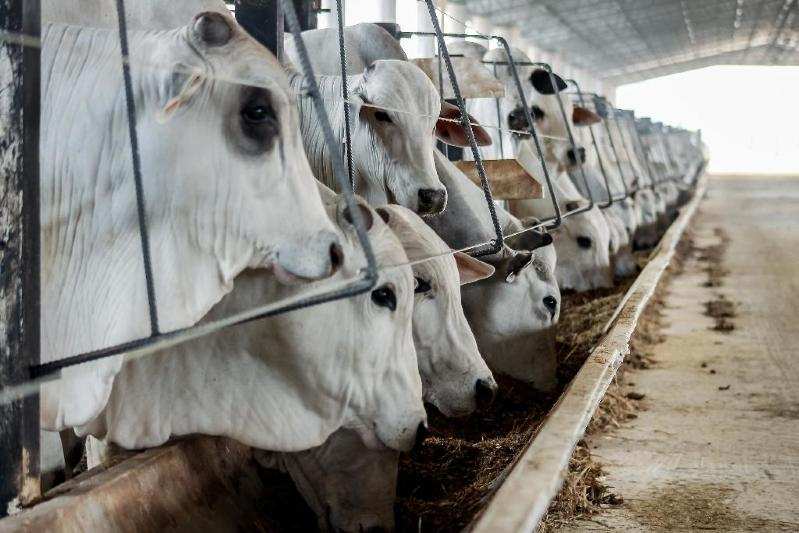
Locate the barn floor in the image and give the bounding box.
[564,175,799,531]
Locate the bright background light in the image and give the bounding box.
[617,66,799,175]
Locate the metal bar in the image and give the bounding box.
[594,95,631,200]
[421,0,503,257]
[22,0,379,389]
[398,30,564,230]
[610,110,646,192]
[0,0,41,512]
[532,61,595,218]
[334,0,354,189]
[620,111,657,190]
[115,0,160,337]
[567,79,615,208]
[491,46,565,229]
[629,116,662,187]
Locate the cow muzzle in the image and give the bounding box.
[507,106,530,135]
[417,188,447,216]
[475,377,498,410]
[274,230,344,284]
[567,146,587,166]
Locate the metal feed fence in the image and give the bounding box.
[0,0,703,511]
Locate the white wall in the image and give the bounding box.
[617,66,799,174]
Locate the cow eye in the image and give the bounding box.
[543,295,558,313]
[371,285,397,311]
[577,236,593,249]
[242,104,273,124]
[374,110,393,123]
[414,277,432,294]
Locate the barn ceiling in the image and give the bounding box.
[459,0,799,84]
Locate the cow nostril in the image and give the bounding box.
[475,378,497,409]
[329,242,344,272]
[413,421,428,449]
[417,189,446,215]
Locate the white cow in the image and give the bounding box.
[289,60,453,215]
[429,152,562,388]
[284,23,504,101]
[509,140,614,291]
[605,110,664,248]
[564,109,639,277]
[256,202,498,533]
[378,204,498,416]
[40,13,341,432]
[81,192,426,454]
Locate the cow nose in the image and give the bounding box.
[567,147,586,166]
[475,378,497,409]
[413,421,428,449]
[417,189,447,215]
[329,242,344,274]
[507,107,528,131]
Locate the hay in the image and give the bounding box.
[537,235,692,532]
[396,275,639,532]
[220,237,681,533]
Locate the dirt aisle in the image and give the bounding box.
[566,176,799,531]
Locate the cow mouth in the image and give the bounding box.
[271,261,321,286]
[271,244,343,285]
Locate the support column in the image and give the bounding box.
[0,0,42,515]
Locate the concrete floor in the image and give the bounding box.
[566,176,799,531]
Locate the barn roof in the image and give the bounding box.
[459,0,799,84]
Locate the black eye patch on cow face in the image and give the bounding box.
[236,86,280,155]
[577,236,593,249]
[530,69,567,95]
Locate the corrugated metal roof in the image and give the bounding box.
[459,0,799,83]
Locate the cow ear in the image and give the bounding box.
[454,252,495,285]
[504,252,533,283]
[530,69,567,95]
[435,102,492,147]
[157,67,205,123]
[573,106,602,126]
[192,12,235,48]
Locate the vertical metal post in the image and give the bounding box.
[0,0,41,513]
[235,0,284,59]
[291,0,318,30]
[596,98,630,200]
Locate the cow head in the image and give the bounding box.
[88,190,425,455]
[40,12,345,430]
[377,205,497,416]
[553,200,614,291]
[156,13,343,283]
[461,243,560,391]
[349,60,448,216]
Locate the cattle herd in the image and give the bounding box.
[33,2,707,532]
